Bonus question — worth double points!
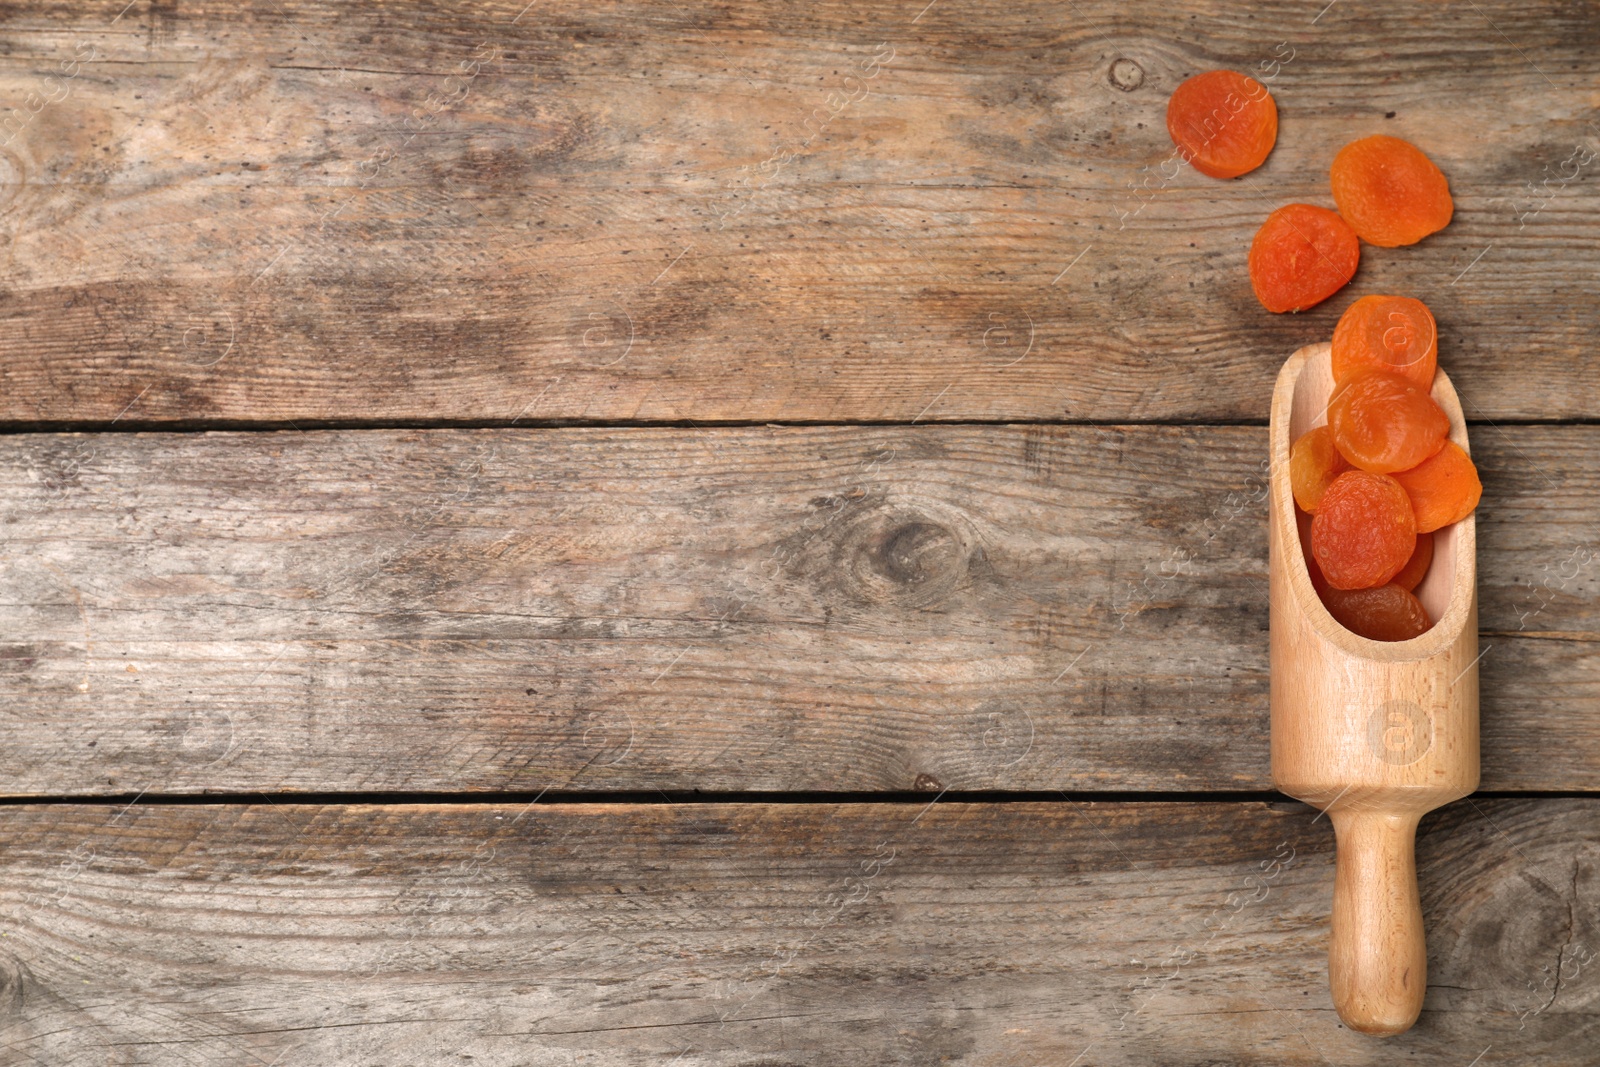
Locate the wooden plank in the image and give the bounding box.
[0,0,1596,423]
[0,799,1593,1063]
[2,425,1595,795]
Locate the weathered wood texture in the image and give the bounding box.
[0,799,1594,1065]
[1,1,1596,424]
[3,425,1594,795]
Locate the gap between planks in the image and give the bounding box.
[4,789,1600,808]
[7,416,1600,435]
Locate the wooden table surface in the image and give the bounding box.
[2,1,1597,1063]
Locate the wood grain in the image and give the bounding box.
[0,0,1596,424]
[0,799,1594,1064]
[2,424,1594,795]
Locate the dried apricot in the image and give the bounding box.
[1327,369,1449,474]
[1331,295,1438,389]
[1166,70,1278,180]
[1330,135,1453,247]
[1290,425,1350,512]
[1249,204,1360,313]
[1390,530,1434,592]
[1321,583,1433,642]
[1392,440,1482,533]
[1311,471,1417,590]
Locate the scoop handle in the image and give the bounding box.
[1327,808,1427,1035]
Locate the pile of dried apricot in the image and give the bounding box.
[1164,70,1454,311]
[1289,295,1482,641]
[1158,75,1465,643]
[1247,131,1452,312]
[1163,71,1473,641]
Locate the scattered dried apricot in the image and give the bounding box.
[1321,583,1433,641]
[1249,204,1360,313]
[1290,425,1350,512]
[1311,470,1417,589]
[1330,135,1453,247]
[1390,530,1434,592]
[1392,440,1482,533]
[1166,70,1278,180]
[1327,369,1450,474]
[1331,295,1438,389]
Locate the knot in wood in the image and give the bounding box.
[0,950,28,1016]
[849,516,967,609]
[874,521,961,588]
[1109,57,1145,92]
[830,502,977,610]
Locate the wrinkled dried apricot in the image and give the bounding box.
[1249,204,1361,313]
[1321,583,1433,641]
[1311,470,1417,590]
[1391,530,1434,592]
[1166,70,1278,180]
[1290,425,1350,512]
[1331,295,1438,389]
[1392,440,1482,533]
[1327,370,1450,474]
[1330,135,1453,247]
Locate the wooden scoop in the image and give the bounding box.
[1269,342,1479,1036]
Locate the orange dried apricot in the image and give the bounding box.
[1311,470,1417,590]
[1248,204,1360,313]
[1321,583,1433,642]
[1166,70,1278,180]
[1390,530,1434,592]
[1331,295,1438,390]
[1392,440,1482,533]
[1330,135,1453,247]
[1290,425,1350,512]
[1327,369,1450,474]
